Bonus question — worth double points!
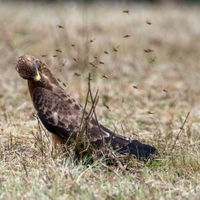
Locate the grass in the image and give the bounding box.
[1,1,200,199]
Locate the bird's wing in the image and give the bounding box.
[32,87,156,158]
[32,87,83,139]
[32,87,114,145]
[87,118,113,147]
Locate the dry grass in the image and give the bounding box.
[1,1,200,199]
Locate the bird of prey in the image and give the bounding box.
[16,55,157,159]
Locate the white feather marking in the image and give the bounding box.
[104,130,110,137]
[52,112,58,125]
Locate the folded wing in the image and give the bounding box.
[32,87,156,159]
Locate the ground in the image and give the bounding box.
[0,1,200,199]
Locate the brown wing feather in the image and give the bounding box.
[32,87,112,145]
[32,87,82,139]
[32,87,110,142]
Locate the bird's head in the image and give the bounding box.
[16,55,43,82]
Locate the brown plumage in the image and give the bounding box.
[16,55,157,159]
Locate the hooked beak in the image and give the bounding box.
[33,74,43,82]
[33,63,43,82]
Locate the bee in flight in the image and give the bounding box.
[123,10,129,14]
[146,20,152,25]
[123,35,131,38]
[144,49,154,53]
[101,74,108,79]
[73,58,78,63]
[113,46,119,52]
[57,25,64,28]
[55,49,62,53]
[103,103,111,111]
[88,38,96,43]
[74,72,81,77]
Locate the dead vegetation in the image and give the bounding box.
[1,1,200,199]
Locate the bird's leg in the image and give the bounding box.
[51,134,66,148]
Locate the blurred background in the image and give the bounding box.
[1,1,200,199]
[1,0,200,2]
[1,0,200,131]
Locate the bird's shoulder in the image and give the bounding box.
[33,86,83,113]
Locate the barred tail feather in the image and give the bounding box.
[100,125,156,159]
[113,138,157,159]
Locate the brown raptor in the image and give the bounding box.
[16,55,157,159]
